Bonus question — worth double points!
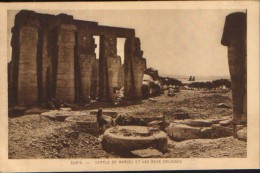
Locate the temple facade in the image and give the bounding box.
[8,10,146,106]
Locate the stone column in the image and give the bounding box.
[79,54,96,102]
[221,12,247,124]
[55,24,76,103]
[99,35,119,101]
[124,37,146,100]
[76,31,97,103]
[124,37,136,100]
[107,55,122,100]
[17,21,40,106]
[91,59,100,100]
[132,38,147,99]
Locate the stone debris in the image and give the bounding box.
[148,98,157,102]
[147,120,165,130]
[130,148,163,158]
[90,110,119,118]
[174,108,190,119]
[216,103,231,108]
[24,108,46,115]
[237,127,247,141]
[219,119,232,126]
[166,123,202,141]
[211,124,233,138]
[186,119,213,127]
[167,115,238,141]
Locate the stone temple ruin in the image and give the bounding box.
[8,10,147,106]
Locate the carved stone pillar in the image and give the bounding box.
[124,37,135,100]
[132,38,147,99]
[76,31,97,103]
[91,59,99,100]
[55,24,76,103]
[107,55,122,100]
[15,12,40,106]
[99,35,120,101]
[124,37,146,100]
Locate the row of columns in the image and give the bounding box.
[9,11,146,106]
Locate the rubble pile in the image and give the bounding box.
[32,126,108,158]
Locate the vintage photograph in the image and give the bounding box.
[7,8,248,159]
[0,0,258,171]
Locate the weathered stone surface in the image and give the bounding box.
[103,126,168,152]
[237,127,247,141]
[55,24,76,103]
[107,55,122,100]
[147,120,165,130]
[216,103,231,108]
[66,114,100,133]
[174,112,190,120]
[8,106,27,116]
[186,119,213,127]
[99,35,119,101]
[24,108,45,115]
[90,109,119,118]
[219,119,232,126]
[166,123,202,141]
[200,127,212,138]
[211,124,233,138]
[130,148,163,158]
[17,26,39,106]
[79,54,96,102]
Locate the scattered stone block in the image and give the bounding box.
[211,124,233,138]
[237,127,247,141]
[200,127,212,138]
[174,113,190,120]
[166,123,202,141]
[220,116,232,120]
[130,148,163,158]
[24,108,45,115]
[187,119,213,127]
[147,120,165,130]
[103,126,168,152]
[90,110,119,118]
[66,113,99,133]
[219,119,232,126]
[60,108,72,111]
[148,98,157,102]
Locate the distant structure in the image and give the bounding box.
[188,76,195,81]
[8,10,146,106]
[221,12,247,127]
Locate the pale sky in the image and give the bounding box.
[8,9,245,77]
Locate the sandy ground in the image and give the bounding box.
[8,90,246,159]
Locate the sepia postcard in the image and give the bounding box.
[0,1,259,172]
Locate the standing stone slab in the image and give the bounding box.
[56,24,76,103]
